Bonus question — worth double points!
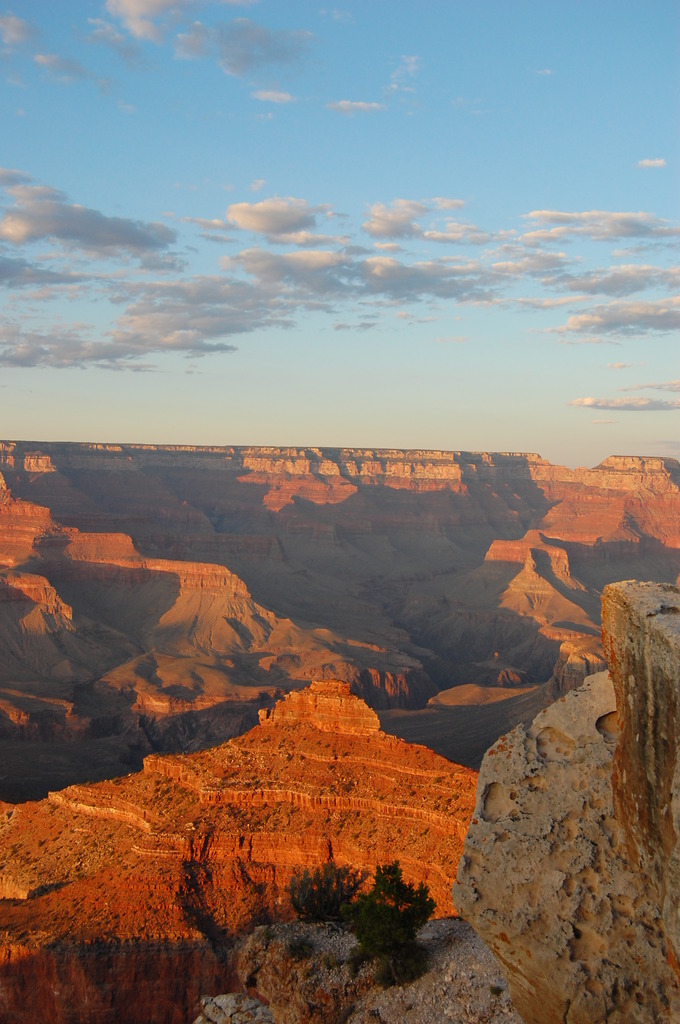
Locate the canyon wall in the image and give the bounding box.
[456,582,680,1023]
[1,441,679,797]
[0,681,477,1023]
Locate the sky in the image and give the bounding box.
[0,1,678,467]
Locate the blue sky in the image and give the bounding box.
[0,1,678,466]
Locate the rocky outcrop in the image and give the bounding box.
[258,680,380,735]
[0,682,477,1022]
[195,993,274,1023]
[456,582,680,1023]
[602,581,680,974]
[209,918,523,1024]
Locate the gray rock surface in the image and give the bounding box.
[602,580,680,970]
[199,918,523,1024]
[195,994,275,1023]
[455,670,679,1023]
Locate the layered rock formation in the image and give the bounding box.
[0,681,477,1023]
[456,582,680,1023]
[1,441,679,796]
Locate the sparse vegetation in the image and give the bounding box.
[288,862,367,922]
[342,861,435,987]
[287,937,313,961]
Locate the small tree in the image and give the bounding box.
[288,862,367,922]
[342,861,435,985]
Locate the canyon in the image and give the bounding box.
[1,443,679,799]
[0,680,477,1023]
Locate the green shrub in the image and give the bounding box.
[287,937,313,961]
[342,861,435,987]
[288,862,367,922]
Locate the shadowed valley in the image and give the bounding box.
[1,442,679,799]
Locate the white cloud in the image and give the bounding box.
[0,168,32,187]
[621,379,680,393]
[553,297,680,337]
[107,0,258,42]
[106,0,179,40]
[514,295,589,309]
[570,396,680,411]
[432,198,465,211]
[638,158,666,169]
[226,197,332,244]
[250,178,265,192]
[176,18,312,76]
[0,255,82,287]
[491,251,569,276]
[362,200,426,238]
[423,222,491,245]
[86,18,146,68]
[522,209,680,243]
[0,174,176,258]
[0,13,35,47]
[252,89,293,103]
[326,100,384,114]
[390,54,419,92]
[34,51,107,88]
[544,263,680,297]
[607,362,633,370]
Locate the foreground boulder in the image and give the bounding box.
[456,580,680,1023]
[602,580,680,973]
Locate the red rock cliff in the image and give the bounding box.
[0,681,477,1023]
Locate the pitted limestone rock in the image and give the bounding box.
[456,671,680,1024]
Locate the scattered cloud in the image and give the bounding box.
[86,18,146,68]
[362,200,426,239]
[0,255,82,288]
[570,396,680,411]
[320,9,354,24]
[522,209,680,244]
[543,263,680,297]
[514,295,588,309]
[250,178,265,192]
[435,335,467,344]
[0,168,32,187]
[34,53,100,84]
[432,198,465,211]
[0,12,35,48]
[607,362,633,370]
[638,158,666,169]
[225,197,335,244]
[621,379,680,393]
[326,100,384,114]
[175,18,312,77]
[424,222,492,245]
[252,89,293,103]
[536,68,553,76]
[390,54,419,92]
[0,173,176,259]
[106,0,262,42]
[553,297,680,337]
